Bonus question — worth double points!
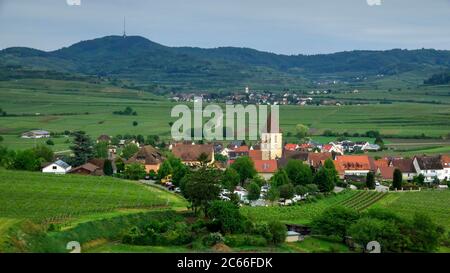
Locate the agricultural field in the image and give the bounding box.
[241,191,358,225]
[369,190,450,229]
[1,79,449,155]
[0,169,187,235]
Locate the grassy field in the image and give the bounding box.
[241,191,358,225]
[369,190,450,229]
[0,169,187,229]
[86,236,350,253]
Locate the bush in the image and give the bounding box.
[267,221,287,245]
[207,201,245,234]
[202,232,224,247]
[46,139,54,146]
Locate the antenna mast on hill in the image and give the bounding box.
[123,16,127,38]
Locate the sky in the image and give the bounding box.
[0,0,450,55]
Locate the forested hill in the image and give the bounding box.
[1,35,450,90]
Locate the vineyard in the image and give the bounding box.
[0,170,187,225]
[337,191,387,211]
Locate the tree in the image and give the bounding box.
[46,139,54,146]
[230,156,256,184]
[285,160,313,186]
[268,221,287,245]
[132,121,138,126]
[270,168,290,188]
[413,174,425,185]
[222,168,240,191]
[70,131,94,166]
[32,145,54,162]
[124,163,146,180]
[393,169,403,190]
[375,136,385,150]
[247,182,261,201]
[265,187,280,203]
[158,160,173,180]
[103,159,113,176]
[181,167,222,215]
[197,152,209,166]
[121,144,139,160]
[12,149,41,171]
[94,141,109,159]
[0,136,3,142]
[115,157,125,173]
[207,201,244,234]
[167,156,189,187]
[295,124,309,139]
[409,213,444,252]
[314,168,336,192]
[311,207,360,242]
[366,172,376,190]
[323,158,339,184]
[278,183,295,199]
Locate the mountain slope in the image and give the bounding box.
[1,35,450,91]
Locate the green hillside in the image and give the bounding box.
[2,35,450,91]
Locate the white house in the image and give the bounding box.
[441,155,450,181]
[42,160,72,174]
[413,156,445,183]
[21,130,50,139]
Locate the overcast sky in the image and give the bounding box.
[0,0,449,55]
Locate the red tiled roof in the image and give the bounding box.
[308,152,332,168]
[441,155,450,167]
[377,166,395,180]
[334,155,372,174]
[172,144,214,162]
[284,144,298,151]
[253,160,278,173]
[249,150,262,161]
[234,145,249,152]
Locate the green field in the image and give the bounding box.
[0,169,187,228]
[369,190,450,229]
[1,79,449,155]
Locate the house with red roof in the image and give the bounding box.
[322,143,344,155]
[334,155,375,179]
[284,143,299,151]
[253,160,278,180]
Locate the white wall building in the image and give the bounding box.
[42,160,72,174]
[413,156,445,183]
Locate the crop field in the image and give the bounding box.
[0,169,187,225]
[369,190,450,229]
[337,191,387,211]
[241,191,358,225]
[1,79,449,154]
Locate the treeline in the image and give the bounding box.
[424,72,450,85]
[322,129,442,140]
[113,106,137,116]
[0,145,54,171]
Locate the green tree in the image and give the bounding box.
[207,201,245,234]
[181,167,222,215]
[124,163,146,180]
[409,213,444,252]
[366,172,376,190]
[413,174,425,185]
[158,160,173,179]
[132,121,138,126]
[270,168,290,188]
[103,159,113,176]
[247,182,261,201]
[222,168,240,191]
[311,207,360,242]
[393,169,403,190]
[265,187,280,203]
[121,144,139,160]
[323,158,339,184]
[268,221,287,245]
[278,183,295,199]
[167,156,188,187]
[285,160,313,186]
[115,157,125,173]
[295,124,309,139]
[32,145,54,162]
[230,156,256,184]
[12,149,41,171]
[46,139,54,146]
[70,131,94,166]
[94,141,109,159]
[0,136,3,142]
[314,168,336,192]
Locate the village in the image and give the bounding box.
[33,119,450,207]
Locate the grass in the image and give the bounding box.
[0,169,187,224]
[241,191,358,225]
[369,190,450,229]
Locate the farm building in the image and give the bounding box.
[126,145,165,172]
[21,130,50,139]
[413,155,445,183]
[42,160,72,174]
[69,162,103,176]
[171,143,215,166]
